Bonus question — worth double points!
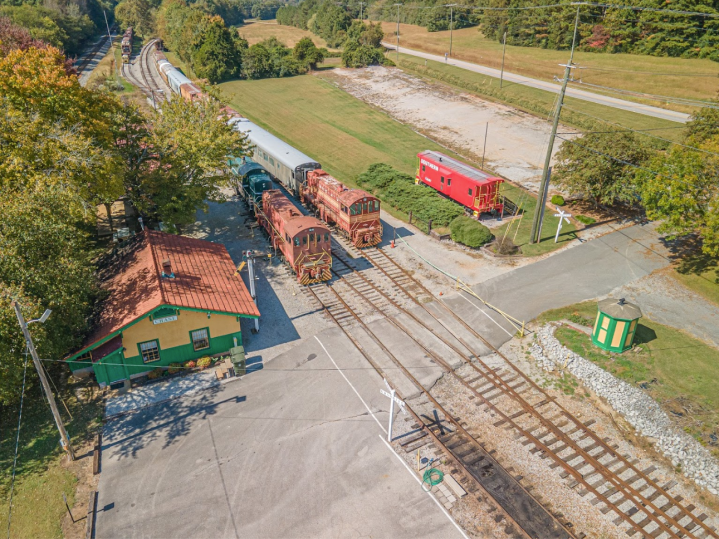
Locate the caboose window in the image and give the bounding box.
[441,177,444,184]
[468,188,473,196]
[422,165,425,172]
[447,178,452,186]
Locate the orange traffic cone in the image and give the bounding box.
[391,240,395,248]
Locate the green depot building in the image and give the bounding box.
[65,230,260,387]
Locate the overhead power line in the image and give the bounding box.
[568,80,719,109]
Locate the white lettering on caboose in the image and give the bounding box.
[420,159,439,171]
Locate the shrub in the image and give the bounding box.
[449,216,493,248]
[185,360,197,369]
[197,356,212,370]
[357,163,463,228]
[551,195,565,206]
[168,362,182,374]
[147,368,164,380]
[576,214,596,225]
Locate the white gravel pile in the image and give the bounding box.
[530,322,719,496]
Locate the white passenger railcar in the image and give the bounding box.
[229,118,320,195]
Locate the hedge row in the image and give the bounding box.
[357,163,463,227]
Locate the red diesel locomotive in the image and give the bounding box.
[302,170,382,248]
[260,189,332,284]
[416,151,504,218]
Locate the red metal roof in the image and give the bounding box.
[69,230,259,358]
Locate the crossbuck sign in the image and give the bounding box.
[381,379,406,442]
[554,207,572,243]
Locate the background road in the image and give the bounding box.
[383,44,690,124]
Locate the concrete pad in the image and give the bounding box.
[105,369,220,418]
[96,327,465,539]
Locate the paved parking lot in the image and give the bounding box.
[96,327,466,539]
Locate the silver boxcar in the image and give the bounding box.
[229,118,320,195]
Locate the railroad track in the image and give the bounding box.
[121,38,165,106]
[304,242,573,539]
[75,30,114,76]
[327,240,718,539]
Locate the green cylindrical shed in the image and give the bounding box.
[592,298,642,353]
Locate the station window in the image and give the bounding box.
[76,351,92,363]
[294,237,300,247]
[191,328,210,351]
[139,340,160,363]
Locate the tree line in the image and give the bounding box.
[0,0,112,57]
[553,104,719,256]
[276,0,389,67]
[0,19,249,405]
[360,0,719,62]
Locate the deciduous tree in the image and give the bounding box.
[553,132,651,208]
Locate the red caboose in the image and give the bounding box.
[302,170,382,248]
[416,151,504,218]
[260,189,332,284]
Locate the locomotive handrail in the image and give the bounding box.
[254,206,285,243]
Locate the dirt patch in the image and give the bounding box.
[323,66,573,194]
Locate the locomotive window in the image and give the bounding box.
[286,233,290,242]
[324,233,329,242]
[441,176,444,184]
[294,237,300,247]
[447,178,452,186]
[363,203,368,213]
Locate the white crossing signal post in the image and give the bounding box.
[554,207,572,243]
[380,378,406,442]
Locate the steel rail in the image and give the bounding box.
[345,249,670,539]
[366,246,718,539]
[304,282,533,539]
[329,253,575,538]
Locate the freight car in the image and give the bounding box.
[229,156,274,209]
[259,190,332,284]
[121,27,132,63]
[416,151,504,218]
[302,169,382,248]
[229,118,320,196]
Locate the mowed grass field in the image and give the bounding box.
[218,74,575,254]
[238,19,332,49]
[382,22,719,112]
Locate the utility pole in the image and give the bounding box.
[394,3,401,62]
[529,6,581,245]
[103,10,112,42]
[12,302,75,461]
[481,122,488,169]
[500,31,507,89]
[446,4,457,57]
[244,251,260,333]
[359,1,365,21]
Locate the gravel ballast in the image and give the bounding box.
[531,322,719,495]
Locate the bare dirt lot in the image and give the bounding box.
[325,66,571,193]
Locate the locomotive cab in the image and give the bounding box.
[339,194,383,248]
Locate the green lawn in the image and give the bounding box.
[537,302,719,457]
[218,73,573,254]
[670,251,719,307]
[0,379,103,538]
[396,53,685,144]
